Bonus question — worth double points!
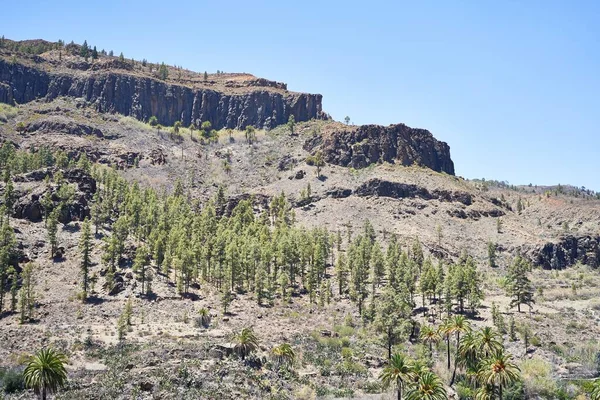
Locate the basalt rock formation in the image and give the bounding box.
[354,178,471,204]
[0,58,324,130]
[306,123,455,174]
[527,235,600,269]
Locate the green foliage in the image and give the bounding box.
[197,308,211,328]
[148,116,158,126]
[79,218,92,300]
[233,327,259,361]
[506,255,535,312]
[487,241,497,268]
[287,115,295,135]
[306,151,325,177]
[0,367,25,393]
[270,343,296,368]
[23,348,68,399]
[245,125,256,144]
[18,262,36,323]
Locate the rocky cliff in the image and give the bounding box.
[0,59,324,130]
[305,123,455,174]
[526,235,600,269]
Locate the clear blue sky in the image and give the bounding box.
[3,1,599,189]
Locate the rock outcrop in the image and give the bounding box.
[307,124,455,174]
[11,168,96,223]
[0,59,325,130]
[526,235,600,269]
[354,179,471,205]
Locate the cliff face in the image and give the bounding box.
[0,59,324,130]
[306,123,455,175]
[526,235,600,269]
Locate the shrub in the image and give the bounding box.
[521,358,557,398]
[0,367,25,393]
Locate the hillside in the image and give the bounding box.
[0,39,600,400]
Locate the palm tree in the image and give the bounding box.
[23,348,68,400]
[476,327,503,357]
[197,308,211,328]
[405,371,447,400]
[458,330,480,376]
[590,379,600,400]
[477,350,520,400]
[440,321,453,370]
[270,343,296,368]
[449,315,471,385]
[379,353,414,400]
[232,327,259,361]
[420,325,441,354]
[475,384,495,400]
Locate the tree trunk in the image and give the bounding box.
[42,386,47,400]
[447,336,451,369]
[499,384,502,400]
[450,332,460,385]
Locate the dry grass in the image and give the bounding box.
[0,103,19,124]
[520,358,558,398]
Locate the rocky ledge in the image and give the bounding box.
[0,59,325,130]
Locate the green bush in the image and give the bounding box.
[0,367,25,393]
[334,325,355,337]
[455,381,475,400]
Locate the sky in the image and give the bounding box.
[3,1,600,189]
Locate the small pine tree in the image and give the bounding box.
[221,291,232,314]
[47,209,59,258]
[79,219,92,301]
[487,241,497,268]
[287,115,295,135]
[159,62,168,80]
[80,40,89,60]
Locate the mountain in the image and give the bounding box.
[0,38,599,400]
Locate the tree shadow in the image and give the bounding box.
[62,224,80,233]
[180,292,201,301]
[85,295,106,305]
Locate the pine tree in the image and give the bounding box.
[18,262,35,323]
[375,286,411,359]
[4,178,14,219]
[487,241,497,268]
[335,253,347,295]
[506,255,535,312]
[221,290,232,314]
[287,115,295,135]
[133,245,149,295]
[80,40,89,60]
[79,218,92,301]
[47,209,59,258]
